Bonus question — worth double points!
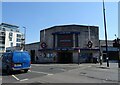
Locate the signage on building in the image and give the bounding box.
[57,34,73,47]
[41,42,47,48]
[87,40,93,48]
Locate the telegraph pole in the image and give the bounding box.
[103,0,109,67]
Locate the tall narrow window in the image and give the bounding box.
[75,34,78,47]
[9,32,13,41]
[53,35,55,48]
[11,42,13,47]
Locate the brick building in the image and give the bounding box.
[39,25,100,63]
[7,24,100,64]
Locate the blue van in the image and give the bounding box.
[2,51,31,74]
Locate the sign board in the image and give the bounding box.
[87,41,93,48]
[57,34,73,47]
[41,42,47,48]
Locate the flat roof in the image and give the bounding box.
[0,23,19,28]
[40,24,99,32]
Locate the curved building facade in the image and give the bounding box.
[39,24,100,63]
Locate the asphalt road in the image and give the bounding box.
[1,63,119,84]
[2,64,79,83]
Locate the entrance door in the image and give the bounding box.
[30,50,35,63]
[58,52,73,63]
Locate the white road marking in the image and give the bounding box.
[12,75,20,81]
[20,79,28,81]
[47,74,53,75]
[60,69,66,71]
[31,64,40,66]
[31,64,78,67]
[88,65,91,67]
[30,70,53,75]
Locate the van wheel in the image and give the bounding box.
[6,67,12,75]
[24,69,28,73]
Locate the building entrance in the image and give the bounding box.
[30,50,35,63]
[57,52,73,63]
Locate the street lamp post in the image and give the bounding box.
[103,0,109,67]
[23,26,26,51]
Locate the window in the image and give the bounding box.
[0,40,5,44]
[16,38,21,42]
[9,37,12,41]
[2,28,5,31]
[0,46,5,48]
[9,32,13,37]
[17,34,21,38]
[1,32,5,36]
[0,36,5,40]
[16,43,20,46]
[11,42,13,47]
[0,47,4,51]
[75,34,78,47]
[9,32,13,41]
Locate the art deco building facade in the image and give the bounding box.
[39,25,100,63]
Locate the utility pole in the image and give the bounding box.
[103,0,109,67]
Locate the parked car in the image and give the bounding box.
[2,51,31,74]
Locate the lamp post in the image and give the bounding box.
[23,26,26,51]
[103,0,109,67]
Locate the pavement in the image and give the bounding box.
[0,59,2,85]
[1,63,119,84]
